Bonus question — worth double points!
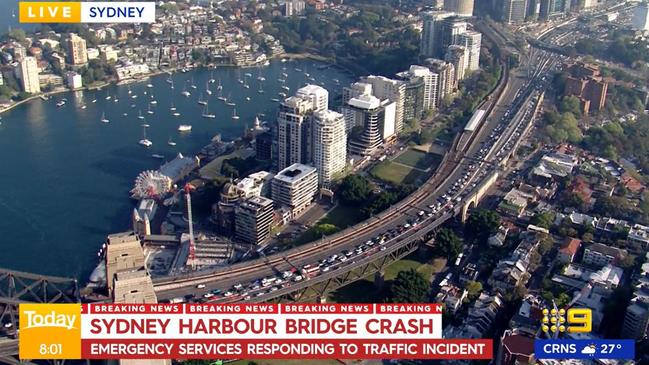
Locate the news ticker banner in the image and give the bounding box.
[19,2,155,23]
[19,303,493,360]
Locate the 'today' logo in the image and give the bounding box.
[22,310,77,330]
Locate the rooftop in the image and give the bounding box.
[275,163,317,183]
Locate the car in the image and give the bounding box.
[203,293,214,298]
[269,287,279,292]
[293,275,303,282]
[233,284,243,291]
[282,271,293,279]
[223,291,234,297]
[243,295,251,301]
[196,284,206,289]
[380,246,387,251]
[255,292,264,297]
[339,256,348,262]
[211,289,222,295]
[322,266,331,272]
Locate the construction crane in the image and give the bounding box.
[184,183,197,270]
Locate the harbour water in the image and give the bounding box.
[0,60,353,278]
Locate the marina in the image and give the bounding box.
[0,59,352,277]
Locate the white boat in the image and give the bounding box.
[244,73,253,77]
[92,99,97,103]
[56,100,66,107]
[278,78,286,83]
[281,85,290,91]
[139,126,152,147]
[166,77,173,84]
[150,100,157,105]
[198,93,207,106]
[168,138,177,146]
[245,96,251,101]
[81,105,87,109]
[209,71,215,84]
[181,84,191,97]
[141,123,150,127]
[131,94,138,99]
[147,83,153,88]
[100,112,109,123]
[190,78,197,89]
[226,100,236,107]
[281,72,288,77]
[173,112,181,117]
[201,102,216,119]
[258,84,264,94]
[271,98,279,102]
[113,98,119,103]
[205,81,212,95]
[257,76,266,81]
[170,102,176,111]
[216,80,223,91]
[105,92,111,100]
[138,110,145,120]
[232,109,240,120]
[152,154,165,159]
[279,92,287,97]
[178,124,192,132]
[217,94,227,102]
[122,112,128,116]
[147,105,154,115]
[128,86,132,94]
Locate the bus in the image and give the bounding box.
[300,264,321,278]
[454,253,464,266]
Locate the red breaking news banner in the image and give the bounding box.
[22,303,493,360]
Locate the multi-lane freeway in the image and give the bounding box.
[153,40,560,303]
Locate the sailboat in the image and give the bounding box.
[201,102,216,119]
[138,110,145,120]
[257,83,264,94]
[216,79,223,91]
[168,138,177,146]
[105,91,111,100]
[225,93,235,106]
[138,125,152,147]
[170,102,176,111]
[166,76,173,84]
[198,93,207,106]
[100,112,109,123]
[232,109,240,120]
[181,84,191,97]
[190,77,197,89]
[217,89,227,102]
[147,104,154,115]
[205,81,212,95]
[256,69,266,81]
[127,86,132,94]
[209,71,215,84]
[178,124,192,132]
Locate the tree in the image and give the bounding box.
[464,281,482,300]
[338,175,372,205]
[314,223,338,237]
[559,96,582,116]
[390,269,429,303]
[465,209,501,244]
[434,228,462,261]
[538,237,554,255]
[531,211,555,229]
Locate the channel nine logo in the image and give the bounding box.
[541,307,592,334]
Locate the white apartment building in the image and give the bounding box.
[296,84,328,113]
[360,75,406,133]
[272,163,318,216]
[17,56,40,94]
[312,110,347,188]
[277,95,315,170]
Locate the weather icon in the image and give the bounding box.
[581,344,597,355]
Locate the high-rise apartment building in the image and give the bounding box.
[17,56,40,94]
[633,2,649,31]
[312,110,347,187]
[272,163,318,216]
[426,59,456,105]
[343,94,396,156]
[360,75,406,133]
[67,34,88,65]
[622,300,649,339]
[400,76,426,122]
[235,196,274,245]
[396,65,439,112]
[296,84,329,113]
[503,0,528,23]
[439,17,468,57]
[276,95,315,170]
[420,11,456,58]
[444,0,474,16]
[458,31,482,72]
[445,45,468,84]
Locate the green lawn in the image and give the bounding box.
[371,161,423,185]
[290,205,367,246]
[394,149,442,171]
[328,253,444,303]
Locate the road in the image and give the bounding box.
[152,46,560,303]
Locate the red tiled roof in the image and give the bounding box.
[502,334,535,362]
[560,237,581,256]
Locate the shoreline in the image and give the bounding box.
[0,53,336,116]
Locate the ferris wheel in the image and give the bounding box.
[131,170,173,199]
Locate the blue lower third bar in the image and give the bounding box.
[535,339,635,359]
